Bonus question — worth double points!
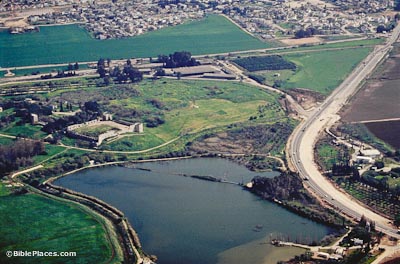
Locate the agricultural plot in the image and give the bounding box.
[264,38,383,56]
[281,48,372,95]
[342,79,400,122]
[341,43,400,149]
[342,49,400,123]
[0,192,117,264]
[241,47,372,95]
[0,15,273,68]
[233,55,296,72]
[337,123,393,153]
[340,181,400,218]
[365,121,400,149]
[0,64,89,79]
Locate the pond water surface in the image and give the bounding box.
[55,158,332,264]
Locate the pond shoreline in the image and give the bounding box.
[39,155,336,263]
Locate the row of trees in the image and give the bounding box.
[97,58,143,84]
[157,51,199,68]
[0,139,45,176]
[233,55,296,71]
[294,27,321,39]
[376,22,396,33]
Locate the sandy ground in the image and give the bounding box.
[285,0,335,8]
[217,237,306,264]
[4,18,28,27]
[16,7,54,17]
[279,36,321,45]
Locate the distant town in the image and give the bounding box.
[2,1,400,264]
[0,0,396,39]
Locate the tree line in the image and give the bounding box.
[157,51,199,68]
[0,139,45,176]
[294,27,321,39]
[233,55,296,71]
[97,58,143,84]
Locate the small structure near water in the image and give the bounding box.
[4,70,15,77]
[9,26,40,34]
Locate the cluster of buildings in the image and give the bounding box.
[217,0,394,38]
[1,0,395,39]
[66,113,144,147]
[22,1,205,39]
[0,0,75,12]
[326,0,394,13]
[355,148,381,165]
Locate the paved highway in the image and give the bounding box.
[289,24,400,239]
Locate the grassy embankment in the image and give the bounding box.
[0,15,274,68]
[0,183,123,264]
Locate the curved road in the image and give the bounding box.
[289,25,400,239]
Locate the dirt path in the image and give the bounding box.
[0,133,16,139]
[351,117,400,124]
[59,136,181,154]
[11,165,43,179]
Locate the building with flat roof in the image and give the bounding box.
[173,65,218,76]
[360,149,381,158]
[202,73,237,80]
[355,156,374,164]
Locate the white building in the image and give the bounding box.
[360,149,381,158]
[30,113,39,124]
[355,156,374,164]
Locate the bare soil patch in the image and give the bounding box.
[341,46,400,122]
[279,36,321,46]
[285,88,325,110]
[4,18,28,28]
[365,120,400,149]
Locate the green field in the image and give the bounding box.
[248,47,372,94]
[280,48,372,94]
[0,64,89,79]
[33,145,67,164]
[0,192,120,264]
[0,122,46,139]
[0,137,14,145]
[106,79,285,149]
[0,15,273,68]
[39,78,286,151]
[319,35,363,41]
[102,133,165,151]
[316,143,339,171]
[265,38,383,55]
